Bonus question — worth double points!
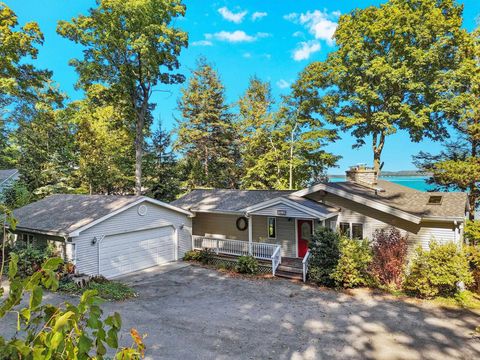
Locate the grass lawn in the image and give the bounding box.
[59,278,137,301]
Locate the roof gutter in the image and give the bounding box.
[12,226,68,238]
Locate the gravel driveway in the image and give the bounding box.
[2,263,480,359]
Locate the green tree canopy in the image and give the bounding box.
[57,0,188,194]
[293,0,466,174]
[175,58,239,189]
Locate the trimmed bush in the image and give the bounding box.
[308,227,341,286]
[236,255,259,274]
[464,245,480,293]
[331,237,373,288]
[403,242,473,298]
[198,248,215,265]
[183,250,202,262]
[370,228,408,289]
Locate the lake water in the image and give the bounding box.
[328,176,435,191]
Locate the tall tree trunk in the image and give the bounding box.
[372,131,386,176]
[135,108,146,195]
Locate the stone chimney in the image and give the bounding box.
[346,164,378,186]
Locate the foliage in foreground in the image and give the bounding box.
[236,255,259,275]
[10,243,55,278]
[0,255,145,359]
[331,237,373,288]
[308,227,341,286]
[403,242,473,298]
[370,228,409,289]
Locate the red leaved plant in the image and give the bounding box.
[370,228,408,289]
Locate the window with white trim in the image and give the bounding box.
[339,222,364,240]
[267,217,276,239]
[352,223,364,239]
[339,222,350,237]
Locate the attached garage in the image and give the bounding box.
[99,227,175,278]
[13,194,193,278]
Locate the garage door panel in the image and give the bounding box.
[99,227,174,278]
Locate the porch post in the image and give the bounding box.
[248,214,253,255]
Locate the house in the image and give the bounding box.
[13,194,192,278]
[0,169,19,200]
[171,165,468,264]
[12,165,468,280]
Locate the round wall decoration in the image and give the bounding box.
[138,204,148,216]
[236,216,248,231]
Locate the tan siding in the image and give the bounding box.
[192,213,298,257]
[73,201,191,276]
[316,193,457,251]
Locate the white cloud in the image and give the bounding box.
[285,9,339,46]
[252,11,267,21]
[191,40,213,47]
[206,30,256,43]
[283,12,298,21]
[218,6,247,24]
[276,79,291,89]
[205,31,270,43]
[293,40,321,61]
[292,31,304,38]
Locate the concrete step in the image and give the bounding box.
[275,270,303,281]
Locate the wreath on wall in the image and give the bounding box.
[236,216,248,231]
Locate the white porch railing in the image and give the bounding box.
[271,245,281,276]
[192,235,282,275]
[302,250,311,282]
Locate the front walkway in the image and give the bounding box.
[2,265,480,359]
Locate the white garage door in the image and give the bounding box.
[99,227,175,278]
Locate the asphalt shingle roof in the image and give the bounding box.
[325,180,467,219]
[171,189,296,212]
[14,194,143,236]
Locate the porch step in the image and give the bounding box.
[275,270,303,281]
[277,265,303,274]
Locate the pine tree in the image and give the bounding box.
[175,58,239,189]
[143,124,182,202]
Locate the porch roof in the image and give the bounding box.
[171,189,339,219]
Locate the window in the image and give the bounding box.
[339,222,350,237]
[352,223,364,239]
[301,222,313,241]
[267,217,276,238]
[427,195,443,205]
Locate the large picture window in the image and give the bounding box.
[267,217,276,238]
[339,222,364,240]
[339,222,350,237]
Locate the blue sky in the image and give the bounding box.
[7,0,480,173]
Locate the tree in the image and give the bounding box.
[72,85,135,194]
[175,58,239,189]
[15,93,78,197]
[413,27,480,218]
[237,77,339,190]
[143,124,182,202]
[293,0,465,174]
[0,3,55,168]
[58,0,188,195]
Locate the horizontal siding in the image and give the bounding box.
[317,193,458,252]
[250,203,314,218]
[73,201,191,276]
[192,213,299,257]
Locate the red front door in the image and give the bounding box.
[297,220,313,258]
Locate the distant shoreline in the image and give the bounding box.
[329,171,432,177]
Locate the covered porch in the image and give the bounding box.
[191,196,339,280]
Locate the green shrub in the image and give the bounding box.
[331,237,373,288]
[59,276,136,301]
[183,250,202,261]
[236,255,259,274]
[465,220,480,245]
[403,242,473,298]
[11,243,55,278]
[198,248,215,265]
[462,245,480,293]
[308,227,341,286]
